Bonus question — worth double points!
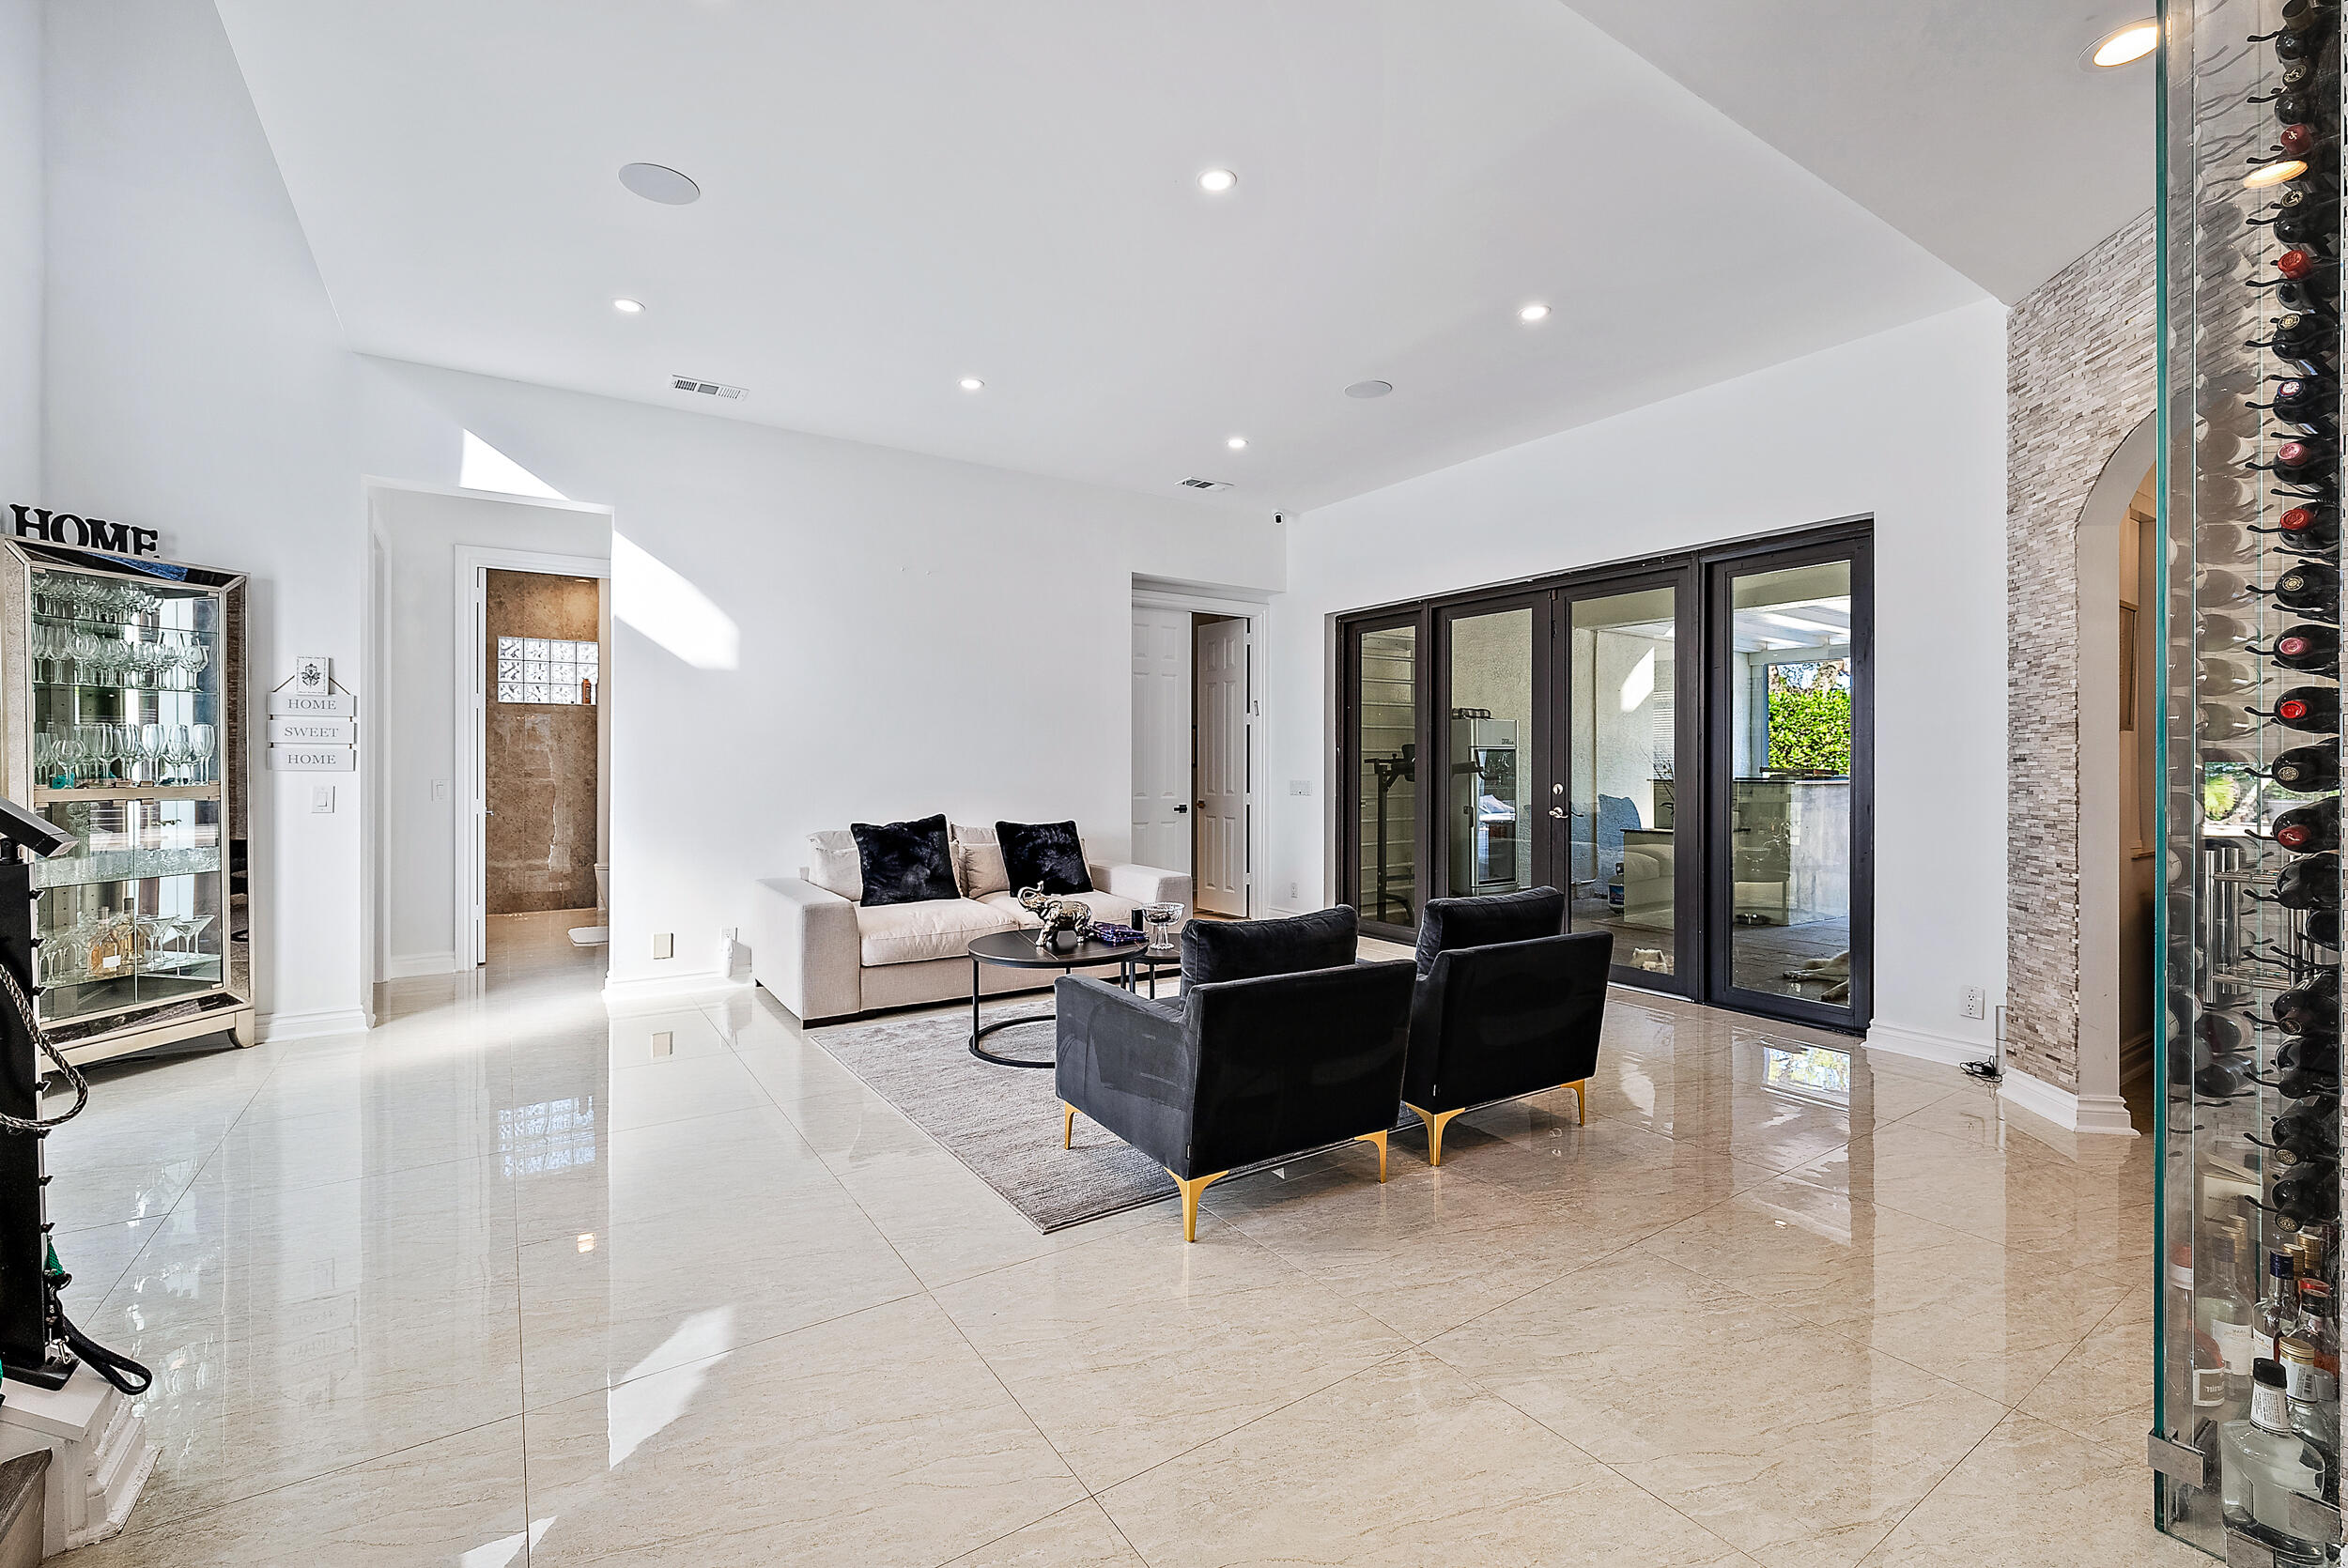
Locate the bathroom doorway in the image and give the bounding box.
[475,564,610,963]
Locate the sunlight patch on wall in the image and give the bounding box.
[460,431,566,500]
[612,533,739,669]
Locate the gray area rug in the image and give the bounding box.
[808,1006,1179,1232]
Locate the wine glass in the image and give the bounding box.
[1143,902,1185,953]
[189,724,216,785]
[139,724,166,786]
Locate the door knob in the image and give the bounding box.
[1548,807,1566,819]
[1175,805,1188,813]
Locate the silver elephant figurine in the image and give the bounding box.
[1018,885,1094,953]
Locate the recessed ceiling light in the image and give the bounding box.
[2085,20,2157,68]
[1344,379,1394,400]
[1227,436,1248,450]
[2246,159,2310,189]
[618,162,702,205]
[612,298,645,314]
[1197,168,1238,193]
[1518,303,1551,323]
[959,377,984,392]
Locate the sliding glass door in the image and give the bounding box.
[1705,537,1872,1027]
[1335,520,1872,1032]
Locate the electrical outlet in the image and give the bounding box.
[650,1030,674,1058]
[721,927,738,943]
[652,932,673,961]
[1961,986,1985,1020]
[1288,881,1300,901]
[310,785,335,814]
[1289,779,1312,796]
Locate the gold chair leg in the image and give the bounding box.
[1353,1129,1389,1183]
[1404,1103,1464,1167]
[1571,1080,1587,1126]
[1167,1169,1227,1242]
[1060,1101,1076,1148]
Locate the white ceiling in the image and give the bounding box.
[1557,0,2158,305]
[211,0,2014,514]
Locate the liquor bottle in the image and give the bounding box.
[2276,560,2340,613]
[2298,1280,2341,1380]
[2205,1235,2261,1379]
[2270,687,2343,736]
[2260,1253,2304,1363]
[2221,1360,2326,1533]
[2272,742,2341,790]
[2278,795,2344,850]
[2268,625,2340,676]
[2277,852,2342,911]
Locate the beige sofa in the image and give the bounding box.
[754,822,1191,1024]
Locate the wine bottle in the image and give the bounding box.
[2275,559,2340,613]
[2270,374,2339,423]
[2281,0,2338,36]
[2274,23,2333,63]
[2278,795,2345,852]
[2276,1107,2340,1159]
[2271,686,2342,734]
[2280,279,2342,318]
[2275,1176,2340,1225]
[2274,201,2339,250]
[2277,968,2342,1031]
[2274,743,2342,790]
[2282,1035,2341,1075]
[2269,625,2341,675]
[2277,852,2341,912]
[2310,907,2342,947]
[2282,123,2326,159]
[2281,54,2341,98]
[2199,1060,2248,1099]
[2206,1011,2252,1054]
[2278,1065,2345,1100]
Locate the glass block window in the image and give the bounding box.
[495,636,599,704]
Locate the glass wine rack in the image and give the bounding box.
[2155,0,2348,1559]
[0,540,252,1067]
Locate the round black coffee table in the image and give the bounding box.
[966,930,1180,1068]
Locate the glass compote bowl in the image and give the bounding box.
[1143,902,1186,953]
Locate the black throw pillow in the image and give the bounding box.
[996,820,1092,895]
[1182,905,1357,988]
[1413,885,1567,977]
[850,814,960,907]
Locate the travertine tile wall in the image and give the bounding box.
[485,569,602,915]
[2006,211,2156,1091]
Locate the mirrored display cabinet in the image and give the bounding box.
[0,540,252,1067]
[2155,0,2348,1559]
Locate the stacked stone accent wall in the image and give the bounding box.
[2005,211,2156,1092]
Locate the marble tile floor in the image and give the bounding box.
[36,911,2191,1566]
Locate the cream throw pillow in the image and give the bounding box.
[950,823,1010,898]
[806,829,863,901]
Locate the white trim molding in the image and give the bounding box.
[257,1007,372,1044]
[1861,1020,1988,1069]
[601,971,751,1010]
[1997,1065,2139,1137]
[382,950,462,979]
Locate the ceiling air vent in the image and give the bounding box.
[671,376,747,400]
[1178,477,1233,492]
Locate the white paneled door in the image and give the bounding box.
[1196,618,1249,915]
[1132,606,1192,875]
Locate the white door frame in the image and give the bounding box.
[1133,584,1269,918]
[454,545,612,967]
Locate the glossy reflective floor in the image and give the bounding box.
[48,914,2185,1566]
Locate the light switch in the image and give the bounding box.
[311,785,335,813]
[652,932,673,961]
[431,779,450,801]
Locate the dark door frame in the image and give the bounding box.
[1332,516,1874,1033]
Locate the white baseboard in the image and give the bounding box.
[1997,1066,2140,1137]
[383,950,461,979]
[1861,1020,1990,1069]
[602,970,752,1009]
[257,1007,371,1043]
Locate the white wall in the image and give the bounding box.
[42,0,366,1038]
[352,357,1286,994]
[370,486,611,976]
[1270,300,2010,1053]
[0,0,39,501]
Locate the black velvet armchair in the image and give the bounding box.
[1403,888,1612,1165]
[1054,907,1417,1240]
